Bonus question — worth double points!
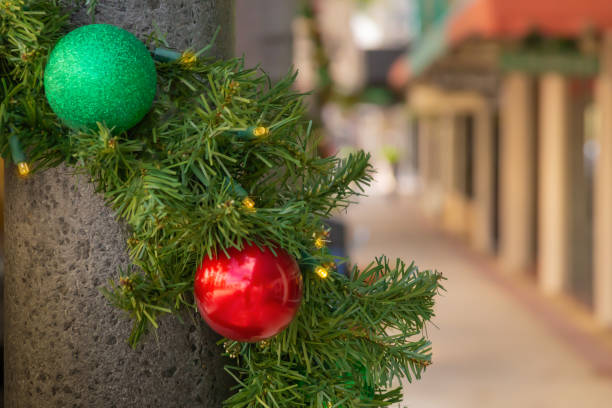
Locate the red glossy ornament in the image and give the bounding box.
[194,243,303,342]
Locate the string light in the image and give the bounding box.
[313,230,330,249]
[152,47,181,62]
[179,51,197,67]
[315,265,329,279]
[9,133,29,177]
[253,126,269,138]
[242,197,256,212]
[232,126,270,140]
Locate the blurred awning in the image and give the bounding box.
[391,0,612,87]
[449,0,612,43]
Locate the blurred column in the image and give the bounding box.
[471,103,495,253]
[0,156,3,378]
[417,117,433,188]
[594,32,612,325]
[499,73,537,272]
[418,116,443,218]
[439,115,456,194]
[538,74,571,294]
[440,114,468,236]
[438,116,453,224]
[0,157,3,251]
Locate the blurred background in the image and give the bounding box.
[235,0,612,406]
[4,0,612,406]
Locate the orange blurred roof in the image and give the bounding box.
[449,0,612,44]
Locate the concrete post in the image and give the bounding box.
[438,115,455,194]
[471,103,495,253]
[417,117,433,188]
[4,1,234,406]
[418,116,444,219]
[537,74,571,294]
[594,32,612,325]
[566,80,593,306]
[0,157,3,252]
[440,114,468,237]
[499,73,537,273]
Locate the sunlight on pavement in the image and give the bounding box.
[343,195,612,408]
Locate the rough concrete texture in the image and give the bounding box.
[5,164,235,407]
[1,256,4,402]
[4,1,235,406]
[5,166,233,407]
[68,0,234,59]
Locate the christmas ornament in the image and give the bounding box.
[194,243,303,342]
[44,24,157,132]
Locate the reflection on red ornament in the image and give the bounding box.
[194,243,303,342]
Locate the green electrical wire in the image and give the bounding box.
[8,133,26,164]
[8,132,29,176]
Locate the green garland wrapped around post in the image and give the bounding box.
[0,1,444,407]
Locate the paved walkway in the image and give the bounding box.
[342,195,612,408]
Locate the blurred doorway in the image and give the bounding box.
[568,79,596,308]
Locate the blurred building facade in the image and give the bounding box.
[395,0,612,326]
[292,0,420,195]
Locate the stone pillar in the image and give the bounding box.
[438,115,455,194]
[537,74,571,294]
[0,157,4,251]
[471,103,495,253]
[417,116,433,188]
[0,157,3,397]
[594,32,612,325]
[417,116,444,219]
[499,73,537,272]
[440,114,469,237]
[4,1,234,407]
[566,80,593,306]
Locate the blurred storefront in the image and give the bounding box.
[392,0,612,326]
[293,0,419,195]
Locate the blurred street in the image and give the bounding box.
[344,195,612,408]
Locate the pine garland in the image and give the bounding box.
[1,1,445,407]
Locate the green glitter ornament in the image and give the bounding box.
[44,24,157,132]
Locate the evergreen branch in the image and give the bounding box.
[1,3,445,406]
